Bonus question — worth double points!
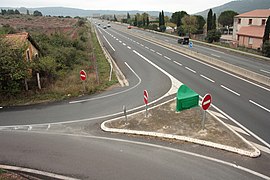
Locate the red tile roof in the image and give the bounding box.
[236,9,270,18]
[237,26,265,38]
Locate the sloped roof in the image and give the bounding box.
[3,32,40,51]
[237,26,265,38]
[235,9,270,18]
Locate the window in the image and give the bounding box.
[238,18,241,24]
[262,19,266,25]
[248,37,253,45]
[249,19,252,25]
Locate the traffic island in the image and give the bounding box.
[101,98,260,157]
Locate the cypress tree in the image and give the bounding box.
[161,10,165,26]
[159,12,161,26]
[212,13,216,30]
[263,16,270,43]
[207,9,213,32]
[147,16,150,26]
[127,12,130,19]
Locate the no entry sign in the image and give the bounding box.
[202,94,212,110]
[80,70,87,81]
[144,90,149,105]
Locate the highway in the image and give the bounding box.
[98,21,270,148]
[0,19,269,179]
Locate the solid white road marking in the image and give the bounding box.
[11,131,270,180]
[221,85,240,96]
[249,100,270,113]
[164,56,171,60]
[200,74,215,83]
[102,35,115,51]
[252,142,270,154]
[173,61,182,66]
[228,124,250,136]
[260,69,270,74]
[0,165,79,180]
[208,110,227,119]
[211,54,221,58]
[185,67,196,73]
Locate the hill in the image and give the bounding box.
[0,7,172,17]
[195,0,270,18]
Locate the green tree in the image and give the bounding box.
[159,12,162,26]
[26,9,30,15]
[127,12,131,19]
[212,13,217,30]
[161,10,165,26]
[134,15,138,26]
[0,39,29,95]
[263,16,270,43]
[194,15,206,34]
[171,11,188,27]
[7,9,15,15]
[113,14,117,21]
[33,10,42,16]
[206,29,221,43]
[218,10,238,27]
[1,9,7,15]
[146,16,150,26]
[181,15,198,36]
[207,9,213,32]
[14,9,20,14]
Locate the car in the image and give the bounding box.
[103,26,107,29]
[177,36,189,45]
[107,24,111,27]
[98,23,100,26]
[127,25,132,29]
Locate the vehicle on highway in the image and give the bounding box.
[177,36,189,45]
[103,26,107,29]
[127,25,132,29]
[107,24,111,27]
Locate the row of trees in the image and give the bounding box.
[1,9,43,16]
[262,16,270,57]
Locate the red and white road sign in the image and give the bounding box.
[202,94,212,110]
[80,70,87,81]
[144,90,149,105]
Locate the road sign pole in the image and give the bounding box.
[83,80,86,92]
[202,110,206,130]
[123,105,127,122]
[145,104,148,118]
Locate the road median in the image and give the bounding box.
[101,98,260,158]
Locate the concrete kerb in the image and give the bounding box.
[101,98,260,158]
[94,25,129,87]
[128,31,270,87]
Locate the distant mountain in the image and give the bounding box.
[0,7,171,17]
[195,0,270,18]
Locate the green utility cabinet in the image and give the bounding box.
[176,84,199,112]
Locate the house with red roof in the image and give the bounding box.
[233,9,270,50]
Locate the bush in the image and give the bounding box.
[206,29,221,43]
[159,25,166,32]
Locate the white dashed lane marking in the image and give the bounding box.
[260,69,270,74]
[173,61,182,66]
[127,46,131,49]
[249,100,270,113]
[150,49,155,52]
[164,56,171,60]
[185,67,196,73]
[200,74,215,83]
[156,52,162,56]
[221,85,240,96]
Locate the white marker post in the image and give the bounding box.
[144,90,149,117]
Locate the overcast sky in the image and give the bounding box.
[1,0,233,14]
